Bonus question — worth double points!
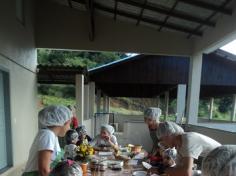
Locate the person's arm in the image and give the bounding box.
[38,150,53,176]
[107,135,119,151]
[164,157,194,176]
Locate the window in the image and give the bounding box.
[198,95,235,122]
[0,70,12,173]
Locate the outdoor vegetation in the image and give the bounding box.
[38,49,234,121]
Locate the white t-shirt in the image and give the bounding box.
[177,132,221,160]
[24,129,61,172]
[91,134,118,147]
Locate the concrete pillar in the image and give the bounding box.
[176,84,187,124]
[96,89,101,113]
[84,84,89,120]
[107,97,110,113]
[164,91,169,120]
[209,97,214,120]
[186,53,203,124]
[103,94,107,113]
[157,96,161,108]
[89,82,95,137]
[75,74,84,125]
[231,94,236,121]
[89,82,95,118]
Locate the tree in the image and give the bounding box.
[218,97,232,113]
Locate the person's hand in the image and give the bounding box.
[104,135,110,141]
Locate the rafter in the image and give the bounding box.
[118,0,215,27]
[73,0,202,36]
[158,0,179,31]
[136,0,147,26]
[67,0,73,8]
[114,0,118,21]
[85,0,95,41]
[178,0,232,15]
[187,0,232,38]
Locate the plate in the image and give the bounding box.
[132,171,147,176]
[142,161,152,170]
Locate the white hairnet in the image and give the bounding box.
[76,125,87,137]
[101,124,115,135]
[202,145,236,176]
[144,107,162,121]
[39,105,72,128]
[157,121,184,138]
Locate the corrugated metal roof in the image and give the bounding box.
[118,1,141,15]
[175,3,212,19]
[51,0,234,38]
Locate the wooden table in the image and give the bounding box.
[85,163,144,176]
[82,149,147,176]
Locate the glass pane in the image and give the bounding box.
[212,96,232,121]
[0,72,7,169]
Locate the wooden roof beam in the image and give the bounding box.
[136,0,147,26]
[85,0,95,41]
[67,0,73,8]
[114,0,118,21]
[158,0,179,31]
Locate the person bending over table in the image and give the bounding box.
[155,122,221,176]
[91,124,119,151]
[202,145,236,176]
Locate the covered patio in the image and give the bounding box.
[1,0,236,175]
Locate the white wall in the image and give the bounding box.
[185,125,236,145]
[83,119,93,137]
[112,114,144,131]
[123,122,153,152]
[35,0,193,56]
[0,0,37,175]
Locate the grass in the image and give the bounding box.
[38,95,233,121]
[38,95,143,115]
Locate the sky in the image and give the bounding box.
[220,39,236,55]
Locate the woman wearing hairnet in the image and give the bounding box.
[156,122,221,176]
[144,107,184,154]
[202,145,236,176]
[90,124,118,151]
[22,105,72,176]
[76,125,92,145]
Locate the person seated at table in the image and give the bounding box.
[64,129,79,160]
[91,124,119,151]
[50,160,83,176]
[75,125,92,146]
[156,122,221,176]
[22,105,72,176]
[202,145,236,176]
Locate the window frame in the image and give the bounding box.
[0,68,13,174]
